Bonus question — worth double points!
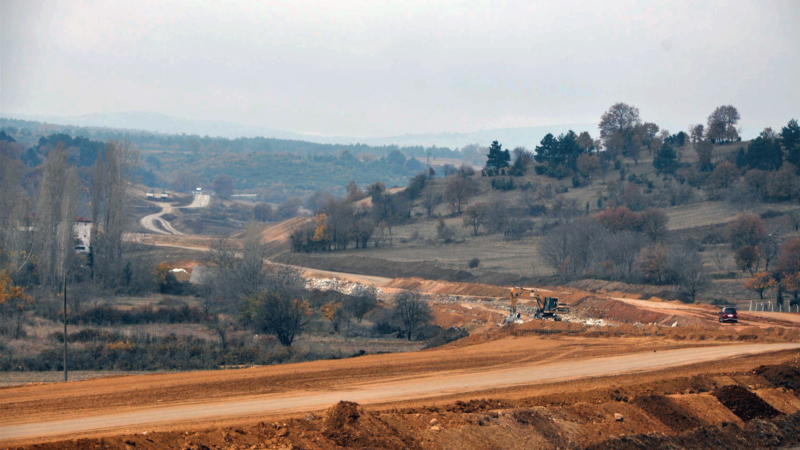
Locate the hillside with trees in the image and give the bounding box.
[2,104,800,374]
[279,105,800,309]
[0,117,487,202]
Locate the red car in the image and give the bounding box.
[718,307,738,323]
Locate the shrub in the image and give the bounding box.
[727,213,766,249]
[424,327,469,349]
[468,258,480,269]
[490,177,515,191]
[436,218,456,243]
[65,304,209,326]
[51,328,121,343]
[372,320,397,335]
[0,333,310,372]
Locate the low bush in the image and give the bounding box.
[50,328,122,343]
[0,333,327,371]
[66,304,209,326]
[491,177,515,191]
[468,258,480,269]
[711,272,739,280]
[423,327,469,349]
[372,320,398,336]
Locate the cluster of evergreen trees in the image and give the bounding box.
[735,119,800,172]
[533,131,592,178]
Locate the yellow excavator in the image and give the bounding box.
[509,287,570,320]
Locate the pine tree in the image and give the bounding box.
[485,140,510,169]
[558,130,584,170]
[653,143,678,175]
[735,147,747,168]
[534,133,559,166]
[746,135,783,171]
[781,119,800,168]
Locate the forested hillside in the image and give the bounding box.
[0,117,486,200]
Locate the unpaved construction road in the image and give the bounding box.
[139,194,210,235]
[2,342,797,442]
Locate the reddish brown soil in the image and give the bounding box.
[0,335,716,427]
[712,385,782,421]
[754,363,800,390]
[8,357,800,450]
[632,395,702,431]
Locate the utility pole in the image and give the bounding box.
[63,277,68,382]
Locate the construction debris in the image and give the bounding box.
[306,278,384,297]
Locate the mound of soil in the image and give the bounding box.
[588,412,800,450]
[572,296,668,325]
[713,385,781,421]
[513,409,572,448]
[321,401,422,449]
[633,395,702,432]
[571,296,710,327]
[754,364,800,390]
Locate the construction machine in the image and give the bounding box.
[509,287,570,320]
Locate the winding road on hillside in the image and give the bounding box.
[139,194,210,235]
[1,343,797,442]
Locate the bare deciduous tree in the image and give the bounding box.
[444,176,478,214]
[421,188,441,217]
[707,105,740,143]
[34,143,79,287]
[0,159,33,277]
[345,286,378,323]
[599,103,641,140]
[788,209,800,232]
[688,124,705,144]
[93,141,139,284]
[392,291,432,341]
[462,202,490,236]
[666,246,710,303]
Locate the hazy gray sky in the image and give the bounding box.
[2,0,798,138]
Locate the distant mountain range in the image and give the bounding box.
[11,111,596,149]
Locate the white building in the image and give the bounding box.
[73,217,92,253]
[18,216,93,254]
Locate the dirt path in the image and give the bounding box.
[140,203,181,235]
[303,268,393,286]
[611,296,800,328]
[139,194,210,235]
[1,343,796,442]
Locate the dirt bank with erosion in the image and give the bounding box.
[4,347,800,450]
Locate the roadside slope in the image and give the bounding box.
[1,342,798,442]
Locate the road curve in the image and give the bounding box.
[1,343,797,442]
[139,194,209,235]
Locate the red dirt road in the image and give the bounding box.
[2,343,797,442]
